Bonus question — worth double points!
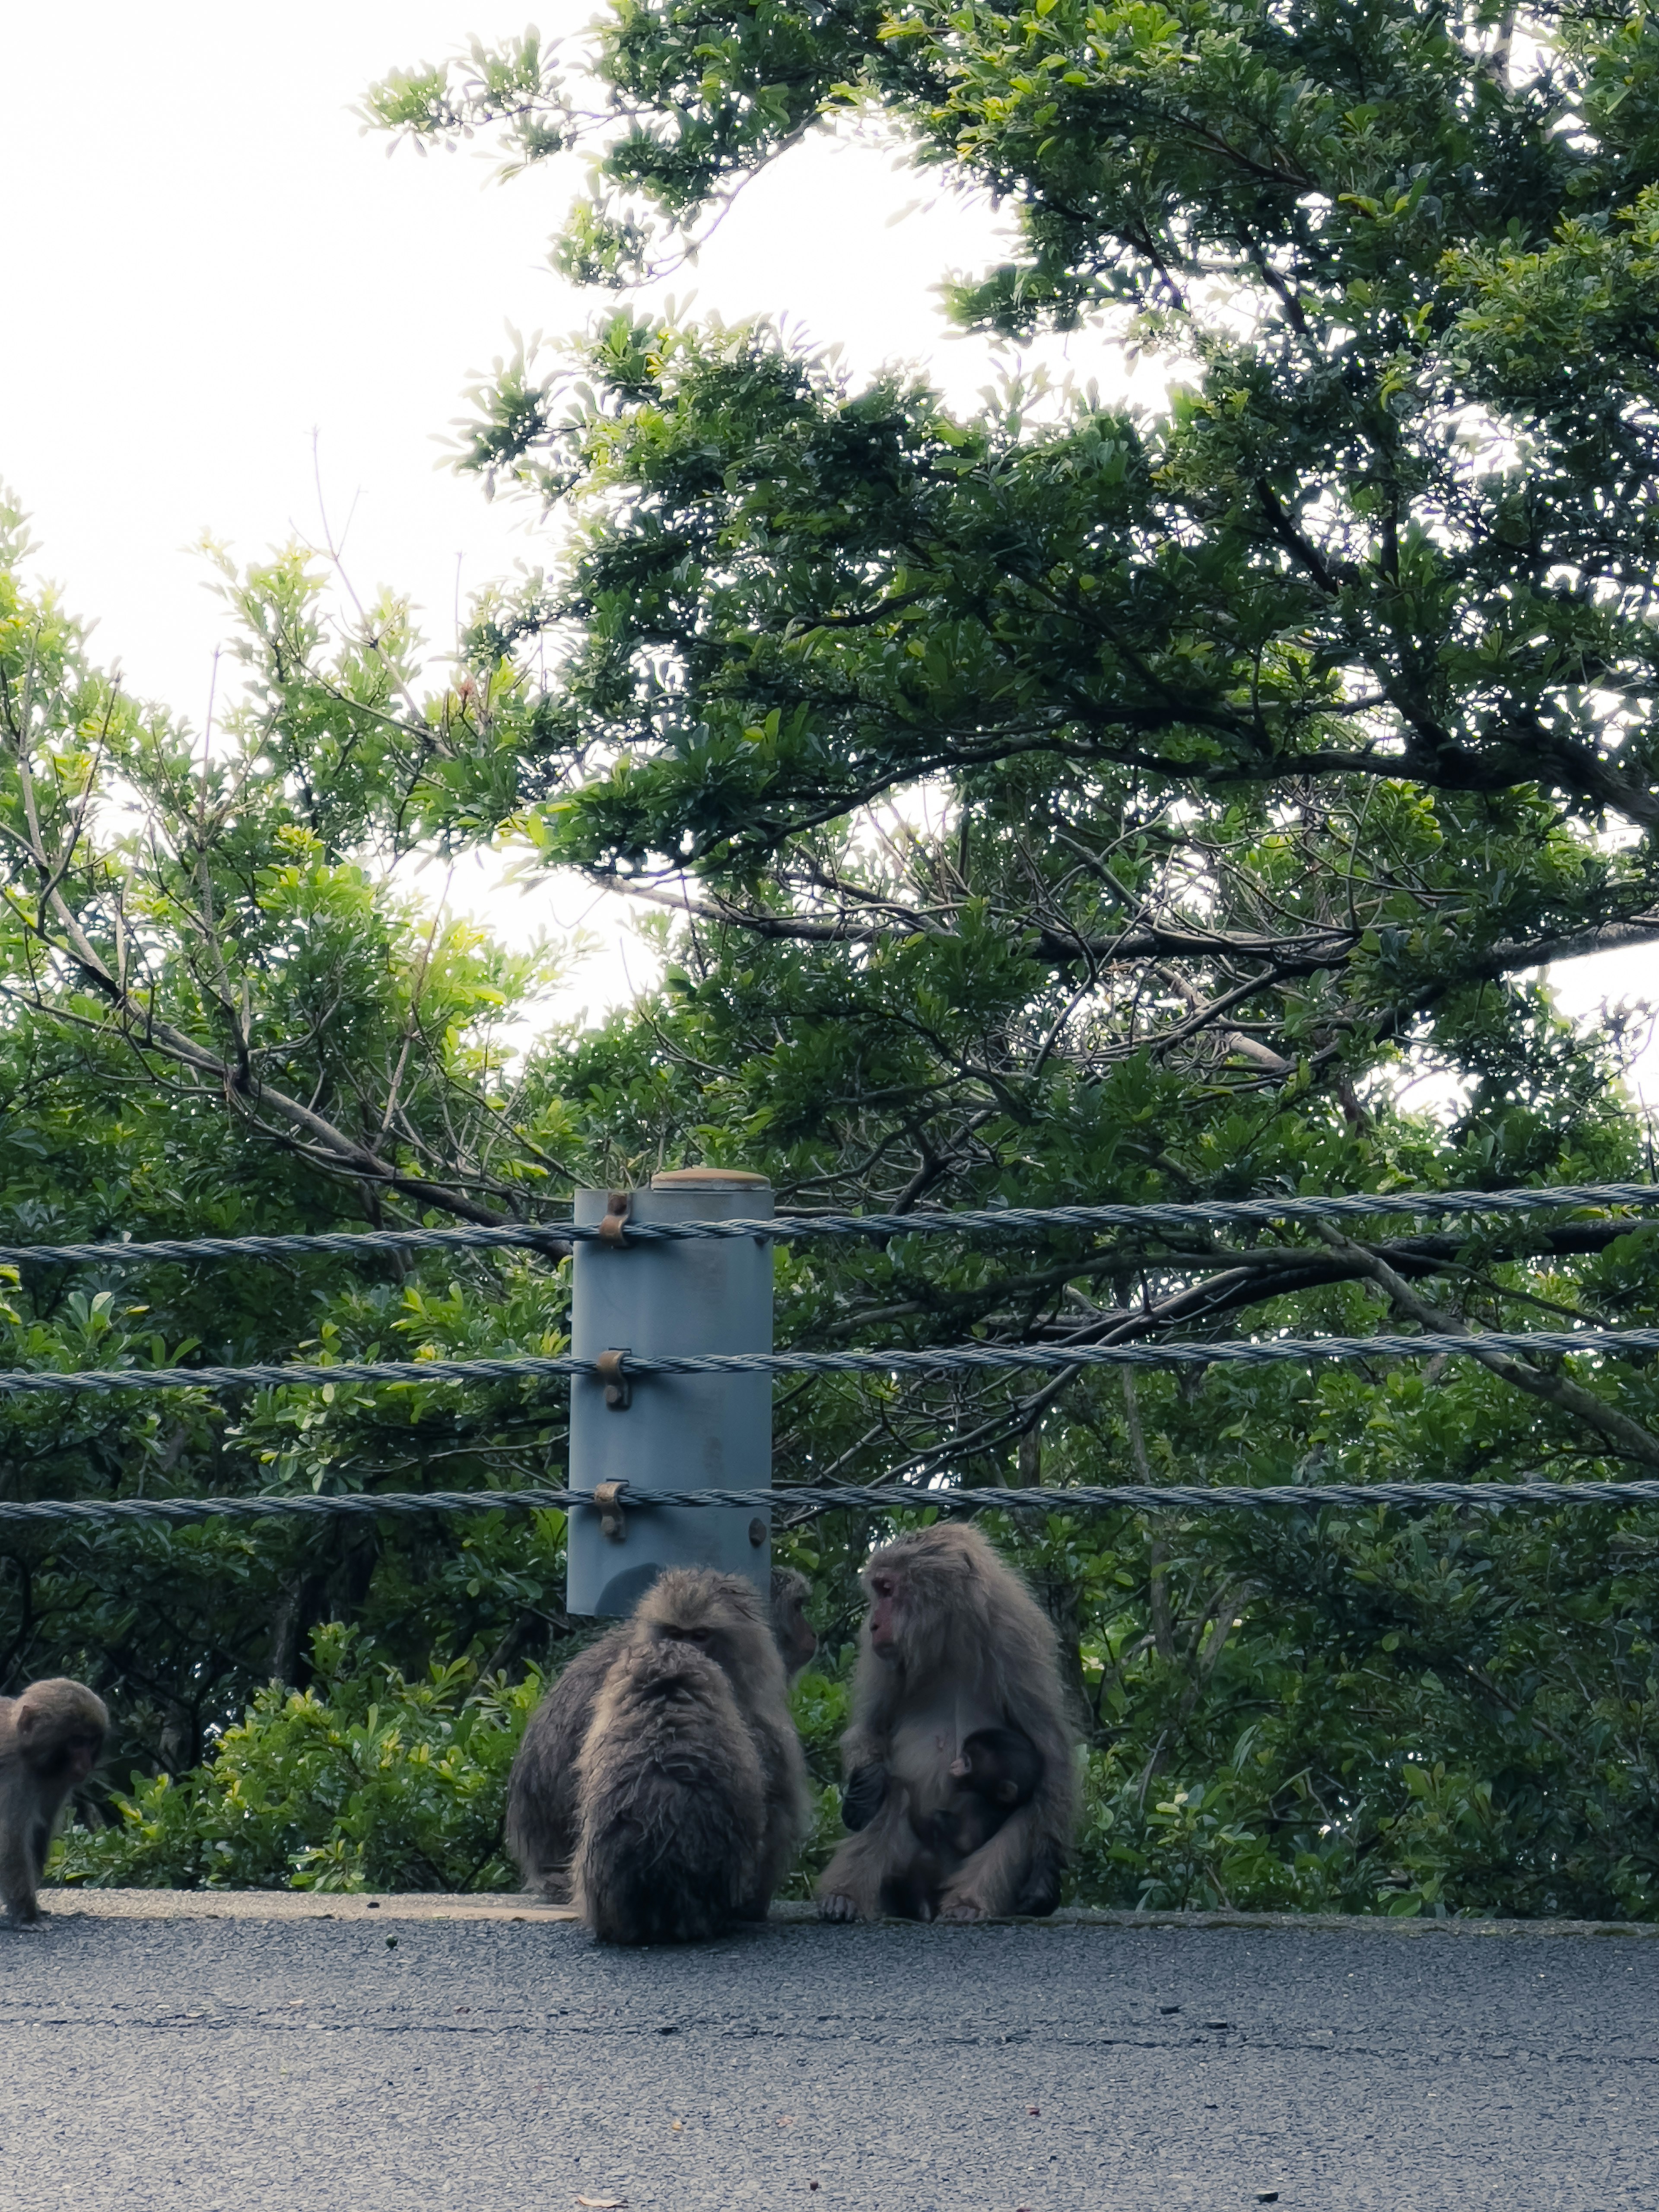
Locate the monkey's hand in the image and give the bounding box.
[937,1896,990,1923]
[817,1892,862,1923]
[839,1763,888,1833]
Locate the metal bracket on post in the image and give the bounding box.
[596,1190,631,1246]
[595,1347,632,1411]
[592,1481,629,1542]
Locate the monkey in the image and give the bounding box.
[817,1523,1077,1924]
[768,1565,819,1681]
[841,1722,1042,1845]
[0,1678,108,1926]
[880,1724,1046,1921]
[574,1626,766,1943]
[507,1565,816,1902]
[572,1567,811,1943]
[926,1724,1045,1859]
[506,1632,619,1902]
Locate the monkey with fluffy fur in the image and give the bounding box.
[572,1569,810,1944]
[819,1524,1077,1923]
[508,1567,815,1904]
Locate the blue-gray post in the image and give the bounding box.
[566,1168,774,1618]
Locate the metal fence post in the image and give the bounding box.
[566,1167,774,1617]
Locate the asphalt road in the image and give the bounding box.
[3,1900,1656,2211]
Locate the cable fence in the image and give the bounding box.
[0,1323,1655,1401]
[5,1478,1659,1528]
[6,1179,1659,1533]
[2,1178,1657,1269]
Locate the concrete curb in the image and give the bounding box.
[38,1889,1659,1937]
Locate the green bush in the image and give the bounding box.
[54,1626,858,1900]
[778,1665,852,1898]
[56,1624,540,1893]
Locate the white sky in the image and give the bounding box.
[2,3,1653,1115]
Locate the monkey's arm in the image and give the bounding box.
[744,1701,814,1918]
[1011,1835,1065,1917]
[816,1796,915,1921]
[836,1690,896,1831]
[839,1762,889,1832]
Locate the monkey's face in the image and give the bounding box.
[657,1620,716,1657]
[769,1571,818,1678]
[866,1570,904,1662]
[59,1734,104,1784]
[782,1609,817,1675]
[642,1571,772,1682]
[20,1723,104,1783]
[951,1747,1005,1798]
[44,1734,102,1787]
[652,1610,752,1679]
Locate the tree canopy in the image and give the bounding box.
[359,0,1659,1479]
[4,0,1659,1912]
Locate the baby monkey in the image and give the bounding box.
[884,1725,1044,1921]
[925,1725,1045,1859]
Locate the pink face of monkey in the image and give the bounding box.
[866,1568,903,1662]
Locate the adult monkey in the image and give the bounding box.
[572,1568,810,1942]
[509,1568,815,1903]
[0,1678,109,1926]
[818,1525,1077,1923]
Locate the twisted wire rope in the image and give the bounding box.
[4,1479,1659,1527]
[0,1324,1656,1400]
[3,1179,1658,1269]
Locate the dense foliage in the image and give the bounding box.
[8,0,1659,1912]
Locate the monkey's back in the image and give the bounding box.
[574,1639,767,1945]
[505,1631,624,1900]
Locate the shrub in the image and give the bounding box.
[56,1625,856,1899]
[56,1624,539,1893]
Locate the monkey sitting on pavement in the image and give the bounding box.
[508,1567,816,1905]
[572,1568,811,1945]
[0,1678,108,1926]
[923,1724,1044,1859]
[819,1523,1077,1924]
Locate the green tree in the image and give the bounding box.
[358,0,1659,1472]
[375,0,1659,1913]
[0,505,588,1776]
[10,0,1659,1913]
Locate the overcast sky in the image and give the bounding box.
[2,3,1024,716]
[3,4,1653,1107]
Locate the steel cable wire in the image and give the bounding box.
[4,1479,1659,1527]
[3,1180,1658,1269]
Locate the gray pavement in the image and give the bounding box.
[3,1897,1657,2210]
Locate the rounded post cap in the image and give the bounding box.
[649,1166,771,1188]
